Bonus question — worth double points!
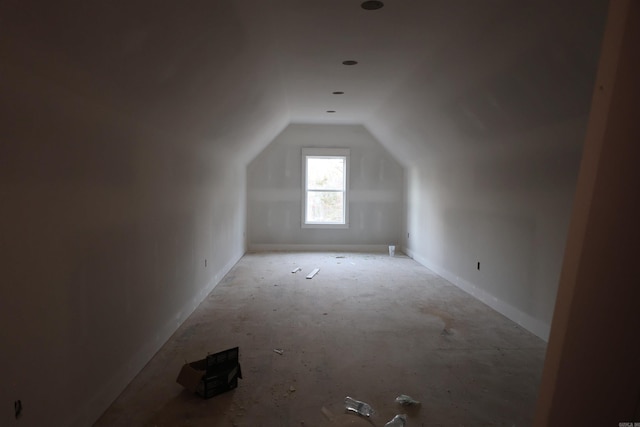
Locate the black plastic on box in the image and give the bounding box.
[206,346,239,375]
[176,347,242,399]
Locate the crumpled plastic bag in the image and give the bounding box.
[395,394,421,406]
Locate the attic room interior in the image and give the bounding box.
[1,0,638,426]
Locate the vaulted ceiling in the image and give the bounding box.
[1,0,608,164]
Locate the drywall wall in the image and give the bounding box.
[247,124,404,250]
[0,2,287,426]
[367,0,608,340]
[401,131,584,340]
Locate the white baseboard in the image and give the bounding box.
[79,250,244,427]
[248,243,390,252]
[404,246,550,342]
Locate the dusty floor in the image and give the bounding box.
[95,252,546,427]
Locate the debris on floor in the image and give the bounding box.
[336,256,345,258]
[384,414,407,427]
[273,348,284,355]
[98,252,547,426]
[395,394,421,406]
[289,385,296,392]
[176,347,242,399]
[344,396,374,417]
[321,406,335,423]
[306,268,320,279]
[292,267,302,273]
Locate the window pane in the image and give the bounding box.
[307,158,344,190]
[306,191,344,223]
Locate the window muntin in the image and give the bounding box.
[302,148,349,228]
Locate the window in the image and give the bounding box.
[302,148,350,228]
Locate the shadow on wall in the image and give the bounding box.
[447,40,601,140]
[366,1,608,340]
[0,1,285,426]
[442,209,536,309]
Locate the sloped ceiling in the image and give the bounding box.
[264,0,607,163]
[1,0,288,165]
[1,0,607,164]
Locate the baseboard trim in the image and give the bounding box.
[248,243,390,252]
[403,246,550,342]
[82,250,244,427]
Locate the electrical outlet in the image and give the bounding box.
[14,400,22,419]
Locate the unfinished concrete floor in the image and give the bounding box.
[95,252,546,427]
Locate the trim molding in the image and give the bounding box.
[249,243,389,252]
[403,246,550,341]
[81,250,244,427]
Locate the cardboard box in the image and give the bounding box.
[176,347,242,399]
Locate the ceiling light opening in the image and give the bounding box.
[361,1,384,10]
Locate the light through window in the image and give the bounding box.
[302,148,349,228]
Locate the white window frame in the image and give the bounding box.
[301,148,350,229]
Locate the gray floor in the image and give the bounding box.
[95,252,546,427]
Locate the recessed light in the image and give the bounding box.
[326,110,336,113]
[332,91,345,95]
[342,60,358,66]
[361,1,384,10]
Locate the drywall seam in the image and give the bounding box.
[77,250,244,427]
[404,246,550,341]
[249,244,389,253]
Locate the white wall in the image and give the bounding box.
[0,2,287,426]
[401,130,583,340]
[247,124,404,250]
[367,0,608,340]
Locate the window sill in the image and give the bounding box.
[302,223,349,229]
